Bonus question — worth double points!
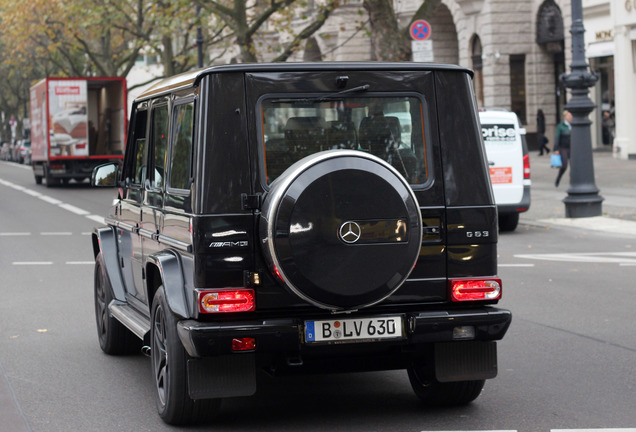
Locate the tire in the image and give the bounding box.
[499,213,519,232]
[151,287,222,425]
[45,171,60,187]
[260,150,422,311]
[94,255,140,355]
[34,175,43,185]
[407,364,485,406]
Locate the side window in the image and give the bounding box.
[150,104,169,189]
[128,108,148,185]
[169,102,194,190]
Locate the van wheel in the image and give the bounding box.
[151,287,222,425]
[498,213,519,232]
[407,365,485,406]
[94,254,140,355]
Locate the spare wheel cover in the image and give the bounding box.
[260,150,422,311]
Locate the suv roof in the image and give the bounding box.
[137,62,473,101]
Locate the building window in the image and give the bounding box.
[471,35,484,107]
[509,54,526,124]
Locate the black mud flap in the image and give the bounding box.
[187,354,256,399]
[435,341,498,382]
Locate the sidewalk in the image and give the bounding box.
[520,149,636,235]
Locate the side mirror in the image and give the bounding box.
[91,163,119,187]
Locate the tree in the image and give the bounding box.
[362,0,441,61]
[197,0,341,63]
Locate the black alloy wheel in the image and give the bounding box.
[94,254,139,355]
[150,287,221,425]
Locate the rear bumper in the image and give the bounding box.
[34,158,122,179]
[178,307,511,399]
[177,307,512,359]
[497,185,531,214]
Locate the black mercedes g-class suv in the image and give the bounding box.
[91,62,511,425]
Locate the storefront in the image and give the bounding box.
[612,0,636,159]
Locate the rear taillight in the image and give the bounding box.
[523,154,530,179]
[197,289,255,313]
[450,278,502,302]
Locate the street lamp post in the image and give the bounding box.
[560,0,603,218]
[196,5,204,68]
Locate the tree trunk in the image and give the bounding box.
[363,0,411,61]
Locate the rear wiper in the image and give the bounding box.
[269,84,370,104]
[315,84,370,102]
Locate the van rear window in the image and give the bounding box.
[260,95,429,185]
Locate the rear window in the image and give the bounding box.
[259,95,429,185]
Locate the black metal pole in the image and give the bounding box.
[197,5,204,68]
[560,0,603,217]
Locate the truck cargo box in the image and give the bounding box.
[29,77,126,186]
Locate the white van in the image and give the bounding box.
[479,109,531,231]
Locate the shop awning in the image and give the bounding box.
[586,41,614,58]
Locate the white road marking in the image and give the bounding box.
[6,183,25,191]
[499,263,535,267]
[552,429,636,432]
[515,252,636,265]
[38,195,62,205]
[22,189,42,197]
[41,232,73,236]
[58,203,90,215]
[0,232,31,236]
[86,215,106,224]
[421,430,517,432]
[0,177,103,226]
[540,215,636,236]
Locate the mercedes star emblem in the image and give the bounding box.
[339,221,362,244]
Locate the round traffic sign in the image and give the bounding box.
[410,20,432,41]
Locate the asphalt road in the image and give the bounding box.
[1,160,635,432]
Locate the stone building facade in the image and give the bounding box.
[272,0,577,147]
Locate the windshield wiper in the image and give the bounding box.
[269,84,370,105]
[315,84,370,102]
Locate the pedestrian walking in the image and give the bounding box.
[554,110,572,187]
[602,110,614,145]
[536,109,550,155]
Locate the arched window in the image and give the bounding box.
[471,35,484,107]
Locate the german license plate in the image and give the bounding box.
[305,316,403,343]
